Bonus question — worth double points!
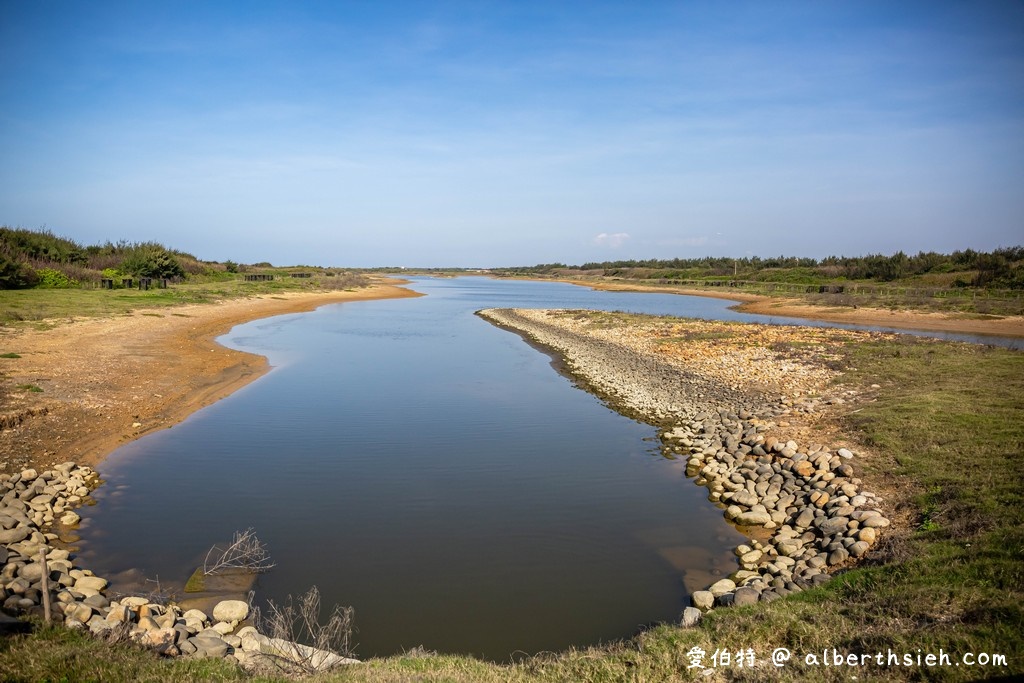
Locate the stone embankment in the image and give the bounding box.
[0,463,355,671]
[478,308,890,621]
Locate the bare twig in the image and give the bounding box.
[253,586,355,674]
[203,528,276,575]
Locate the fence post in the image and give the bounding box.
[39,547,51,624]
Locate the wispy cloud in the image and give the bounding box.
[593,232,630,248]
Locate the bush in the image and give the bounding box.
[0,254,39,289]
[120,248,186,280]
[35,268,76,288]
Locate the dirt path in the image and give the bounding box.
[0,281,421,474]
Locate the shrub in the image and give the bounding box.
[35,267,76,288]
[0,254,39,289]
[120,248,186,280]
[255,586,355,674]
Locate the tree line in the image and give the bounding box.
[501,247,1024,289]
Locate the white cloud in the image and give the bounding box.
[593,232,630,248]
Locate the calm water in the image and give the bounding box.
[73,277,1016,660]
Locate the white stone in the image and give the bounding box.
[212,599,249,623]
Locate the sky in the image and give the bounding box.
[1,1,1022,267]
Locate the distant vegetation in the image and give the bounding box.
[500,248,1024,290]
[0,227,365,291]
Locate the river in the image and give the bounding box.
[72,276,1014,661]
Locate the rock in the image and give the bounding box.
[136,615,160,632]
[708,578,737,597]
[140,628,177,654]
[857,527,877,544]
[848,541,870,557]
[735,510,772,526]
[739,549,762,565]
[262,637,358,670]
[107,604,136,624]
[816,517,850,536]
[680,607,702,627]
[792,460,815,478]
[190,634,230,658]
[88,617,114,636]
[732,586,760,607]
[0,527,30,544]
[68,603,93,623]
[238,627,269,653]
[83,594,110,610]
[837,448,854,459]
[155,611,177,630]
[828,547,850,565]
[794,508,815,529]
[74,576,108,592]
[60,512,81,526]
[182,608,208,623]
[212,599,249,623]
[691,590,715,610]
[776,541,800,557]
[18,563,45,582]
[212,620,235,635]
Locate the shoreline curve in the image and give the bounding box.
[0,279,422,475]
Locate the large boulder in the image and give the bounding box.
[213,600,249,623]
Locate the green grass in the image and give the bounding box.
[15,383,42,393]
[0,352,20,358]
[0,276,370,328]
[1,330,1020,681]
[0,623,254,683]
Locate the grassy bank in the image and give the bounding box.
[1,323,1021,681]
[0,274,370,328]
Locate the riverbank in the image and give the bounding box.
[478,309,892,605]
[519,277,1024,338]
[0,279,421,475]
[3,303,1020,680]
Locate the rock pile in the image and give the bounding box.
[0,463,356,671]
[478,308,890,617]
[669,420,888,609]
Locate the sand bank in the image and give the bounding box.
[542,278,1024,339]
[0,280,421,474]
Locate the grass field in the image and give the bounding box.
[0,275,369,328]
[1,322,1021,681]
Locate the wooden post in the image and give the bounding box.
[39,548,51,624]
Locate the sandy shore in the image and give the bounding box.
[539,278,1024,339]
[0,280,421,475]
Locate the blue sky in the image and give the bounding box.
[1,1,1022,267]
